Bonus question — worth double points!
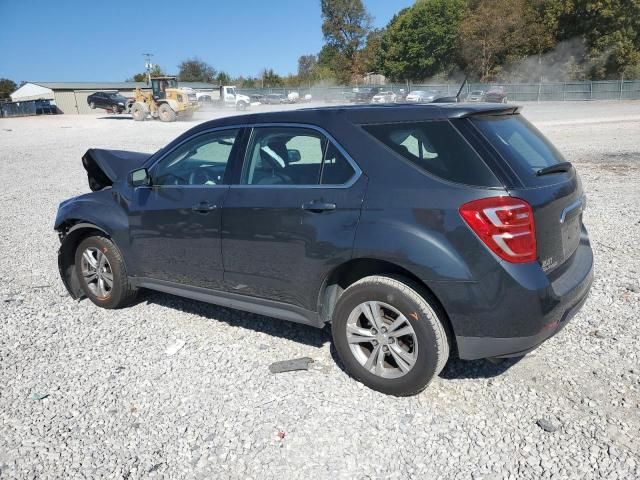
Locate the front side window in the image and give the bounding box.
[363,120,500,186]
[153,129,240,186]
[242,127,356,186]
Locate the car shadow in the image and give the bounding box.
[328,342,523,383]
[97,116,132,120]
[139,290,330,348]
[439,355,523,380]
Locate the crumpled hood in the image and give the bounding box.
[82,148,151,191]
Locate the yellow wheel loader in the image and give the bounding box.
[130,76,199,122]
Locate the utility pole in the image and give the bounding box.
[142,53,154,85]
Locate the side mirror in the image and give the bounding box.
[129,168,150,187]
[287,149,301,163]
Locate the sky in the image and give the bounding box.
[0,0,413,83]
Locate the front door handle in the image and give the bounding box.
[301,201,336,213]
[192,202,217,213]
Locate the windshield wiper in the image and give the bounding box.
[536,162,573,176]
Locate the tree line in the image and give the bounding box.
[304,0,640,85]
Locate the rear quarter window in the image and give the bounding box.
[362,121,500,187]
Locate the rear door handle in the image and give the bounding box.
[191,202,217,213]
[301,201,336,213]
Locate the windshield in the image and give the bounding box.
[472,115,565,174]
[227,87,236,96]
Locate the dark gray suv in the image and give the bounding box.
[55,104,593,396]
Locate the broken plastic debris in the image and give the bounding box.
[166,340,186,356]
[269,357,314,374]
[31,392,49,401]
[277,431,286,440]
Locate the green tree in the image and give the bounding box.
[320,0,372,82]
[0,78,17,99]
[298,54,318,82]
[260,68,284,87]
[556,0,640,78]
[358,29,384,75]
[216,71,232,85]
[178,58,216,82]
[459,0,538,81]
[380,0,466,81]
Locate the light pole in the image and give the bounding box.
[142,53,154,85]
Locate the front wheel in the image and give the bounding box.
[74,235,138,309]
[158,103,176,122]
[131,103,146,121]
[331,275,449,396]
[89,101,96,109]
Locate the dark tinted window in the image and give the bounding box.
[472,115,565,174]
[321,143,355,185]
[363,121,499,186]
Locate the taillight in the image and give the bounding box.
[459,196,537,263]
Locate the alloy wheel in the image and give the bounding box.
[345,301,418,379]
[80,247,113,299]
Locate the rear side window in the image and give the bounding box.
[363,121,500,186]
[471,115,566,174]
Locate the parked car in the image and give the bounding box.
[353,87,380,103]
[466,90,485,102]
[262,93,287,104]
[405,90,439,103]
[87,91,129,113]
[484,86,508,103]
[371,91,397,104]
[55,103,593,396]
[250,94,265,103]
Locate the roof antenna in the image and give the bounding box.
[456,75,467,102]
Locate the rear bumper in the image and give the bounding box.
[435,232,594,360]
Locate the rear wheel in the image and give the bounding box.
[131,103,146,121]
[158,103,176,122]
[236,101,248,111]
[75,236,137,309]
[331,275,449,396]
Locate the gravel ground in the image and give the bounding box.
[1,101,639,479]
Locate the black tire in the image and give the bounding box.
[236,101,247,111]
[89,101,96,109]
[158,103,176,122]
[331,275,449,396]
[74,235,137,309]
[131,103,146,121]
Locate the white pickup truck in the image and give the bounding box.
[196,86,251,110]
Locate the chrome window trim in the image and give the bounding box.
[233,122,362,189]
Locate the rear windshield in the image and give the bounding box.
[363,120,500,186]
[471,115,566,174]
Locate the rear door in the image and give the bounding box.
[469,114,585,273]
[221,125,366,311]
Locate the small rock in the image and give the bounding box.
[166,340,186,356]
[537,418,559,433]
[623,283,639,293]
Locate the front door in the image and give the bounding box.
[128,128,242,290]
[221,126,366,311]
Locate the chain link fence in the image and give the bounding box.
[238,80,640,102]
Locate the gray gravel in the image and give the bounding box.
[1,101,639,479]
